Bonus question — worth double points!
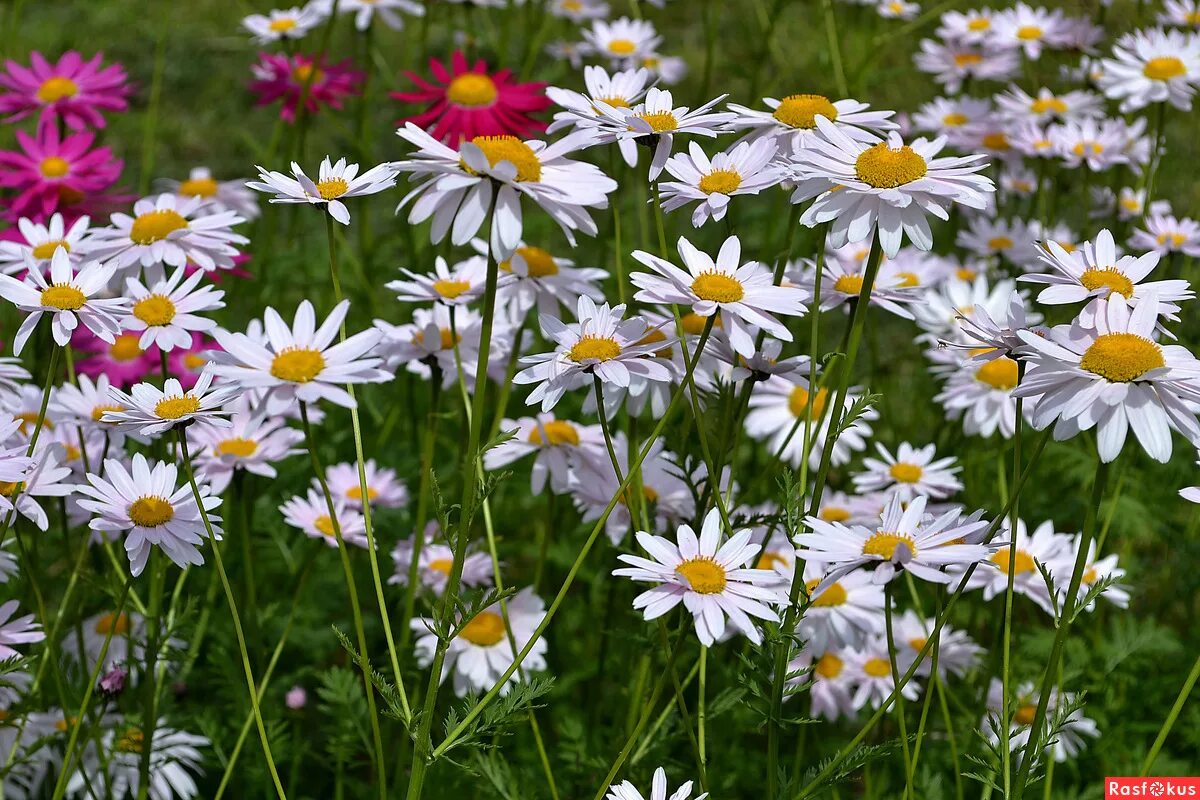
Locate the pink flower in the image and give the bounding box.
[0,51,131,131]
[285,686,307,710]
[0,119,123,222]
[392,51,550,143]
[73,328,159,388]
[249,52,363,123]
[167,332,223,390]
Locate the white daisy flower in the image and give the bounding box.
[1014,295,1200,463]
[1049,117,1131,171]
[86,193,246,273]
[389,522,493,595]
[912,95,993,137]
[487,241,609,323]
[0,249,126,354]
[4,447,73,531]
[936,8,996,43]
[935,349,1032,438]
[1098,28,1200,111]
[638,52,688,85]
[955,215,1038,267]
[513,295,675,412]
[101,374,237,437]
[280,488,368,549]
[121,267,225,352]
[483,414,606,495]
[1159,0,1200,29]
[793,118,994,257]
[914,39,1020,93]
[74,610,148,673]
[77,453,222,576]
[48,373,130,437]
[891,611,982,679]
[614,507,788,646]
[411,586,548,696]
[210,300,389,416]
[744,372,876,470]
[66,722,208,800]
[1130,213,1200,257]
[958,519,1073,615]
[582,16,662,62]
[798,493,990,588]
[160,167,261,220]
[789,251,918,319]
[0,601,43,661]
[324,459,408,509]
[247,157,397,226]
[546,66,651,147]
[788,648,858,720]
[844,636,922,710]
[394,124,617,258]
[387,253,508,306]
[242,6,323,42]
[0,213,93,274]
[548,0,609,22]
[878,0,919,20]
[852,441,963,502]
[317,0,424,30]
[658,139,788,227]
[726,93,896,149]
[1048,537,1131,611]
[188,400,303,494]
[1115,187,1172,221]
[606,767,705,800]
[995,86,1103,125]
[373,304,493,389]
[796,563,886,654]
[991,3,1071,58]
[982,680,1099,764]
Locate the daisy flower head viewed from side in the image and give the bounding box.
[583,17,663,63]
[852,441,964,502]
[726,92,896,149]
[86,193,247,274]
[513,295,676,411]
[0,212,93,275]
[0,51,131,130]
[160,166,261,220]
[280,488,369,548]
[613,507,788,646]
[793,117,994,257]
[606,767,706,800]
[102,373,238,437]
[392,51,551,143]
[592,87,736,179]
[0,248,125,353]
[242,6,324,43]
[631,235,808,357]
[387,253,503,306]
[249,52,363,122]
[546,66,650,143]
[247,157,396,225]
[658,138,787,227]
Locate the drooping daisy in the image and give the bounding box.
[318,0,424,30]
[582,17,663,63]
[394,124,618,258]
[1014,295,1200,463]
[792,117,994,257]
[958,519,1073,615]
[247,157,396,225]
[744,372,876,470]
[0,119,122,222]
[0,51,131,131]
[323,459,408,509]
[389,521,493,595]
[210,300,389,416]
[726,93,896,149]
[86,193,247,273]
[160,167,261,220]
[249,52,363,123]
[513,296,675,411]
[280,489,369,548]
[77,453,222,576]
[411,587,548,696]
[614,508,788,646]
[121,267,225,352]
[798,493,990,588]
[606,767,705,800]
[102,374,237,437]
[0,249,126,354]
[0,213,94,274]
[392,51,550,143]
[484,414,606,495]
[242,6,324,43]
[188,398,304,493]
[658,139,787,227]
[0,601,44,661]
[852,441,963,502]
[1098,28,1200,112]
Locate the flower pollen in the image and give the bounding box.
[772,94,838,129]
[675,557,727,594]
[129,496,174,527]
[1079,332,1164,382]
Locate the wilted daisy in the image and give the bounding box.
[582,17,662,62]
[0,249,125,353]
[121,267,225,352]
[591,87,735,179]
[280,488,369,548]
[959,519,1073,615]
[247,157,397,225]
[188,401,304,493]
[793,118,994,257]
[1098,28,1200,111]
[412,587,548,696]
[389,522,493,595]
[66,723,208,800]
[852,441,963,502]
[726,93,896,148]
[0,212,93,274]
[324,459,408,509]
[210,300,389,415]
[242,6,323,43]
[513,296,675,411]
[744,373,876,470]
[798,493,990,588]
[160,166,261,219]
[86,193,246,273]
[483,414,606,495]
[606,767,704,800]
[1015,295,1200,463]
[102,374,237,437]
[614,508,788,646]
[658,139,787,227]
[77,453,222,576]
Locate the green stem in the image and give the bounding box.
[1001,367,1026,795]
[1141,652,1200,775]
[398,373,442,656]
[884,585,914,800]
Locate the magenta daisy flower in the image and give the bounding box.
[249,52,363,123]
[392,51,551,143]
[73,328,160,388]
[0,51,131,131]
[0,119,122,222]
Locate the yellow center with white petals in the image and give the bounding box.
[680,312,717,335]
[111,334,143,362]
[675,557,727,594]
[889,462,923,483]
[346,485,378,502]
[854,144,927,189]
[975,356,1019,390]
[217,437,258,457]
[130,210,188,245]
[37,76,79,103]
[987,236,1013,251]
[606,38,637,55]
[756,551,788,571]
[698,169,742,195]
[428,558,453,575]
[953,53,983,67]
[691,272,744,303]
[446,73,498,107]
[314,515,336,537]
[1079,267,1133,299]
[1031,96,1067,115]
[529,420,580,446]
[41,284,86,310]
[463,135,542,182]
[805,578,848,607]
[568,335,621,363]
[820,506,851,522]
[815,652,843,678]
[94,612,131,635]
[460,611,507,646]
[990,548,1035,576]
[773,94,838,129]
[133,294,176,326]
[788,386,829,419]
[942,112,969,126]
[982,132,1010,150]
[92,403,125,422]
[967,17,991,31]
[315,178,348,200]
[502,246,559,277]
[116,729,144,754]
[1143,56,1186,81]
[596,95,630,109]
[1073,141,1103,157]
[40,156,70,178]
[31,240,69,260]
[863,657,892,678]
[179,176,219,197]
[432,279,471,299]
[1079,332,1164,382]
[270,347,326,383]
[836,274,866,296]
[635,111,678,133]
[269,17,298,32]
[1016,25,1043,40]
[895,271,920,288]
[862,531,917,560]
[155,395,200,419]
[129,496,174,527]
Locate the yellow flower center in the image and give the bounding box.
[269,17,298,32]
[92,403,125,422]
[39,156,70,178]
[788,386,829,420]
[129,496,174,527]
[815,652,844,678]
[698,168,742,195]
[1016,25,1043,40]
[863,657,892,678]
[755,551,789,571]
[463,135,542,182]
[428,557,453,575]
[953,52,983,67]
[606,38,637,55]
[942,112,969,126]
[292,63,324,84]
[596,95,630,109]
[1014,703,1037,726]
[155,395,200,420]
[675,557,727,594]
[772,94,839,130]
[1143,56,1186,81]
[31,240,69,260]
[987,236,1013,251]
[502,246,558,277]
[133,294,177,326]
[528,420,580,446]
[862,531,918,560]
[982,132,1010,150]
[184,353,207,370]
[680,311,717,335]
[1079,332,1164,382]
[568,335,621,363]
[1072,141,1103,157]
[315,178,348,200]
[1031,96,1067,115]
[805,578,848,607]
[854,143,927,189]
[1080,267,1134,299]
[130,210,188,245]
[36,76,79,103]
[110,334,144,362]
[116,728,144,754]
[956,267,977,281]
[432,279,472,299]
[346,485,378,502]
[833,273,864,295]
[178,176,220,197]
[975,357,1019,390]
[41,284,86,310]
[1157,232,1188,248]
[270,347,326,383]
[460,610,507,646]
[889,462,924,483]
[990,548,1036,576]
[314,514,337,537]
[820,506,851,522]
[1119,196,1142,212]
[1082,566,1098,584]
[631,110,678,133]
[217,437,258,457]
[691,272,744,303]
[94,612,131,636]
[55,716,78,732]
[895,271,921,288]
[967,17,991,31]
[446,73,498,107]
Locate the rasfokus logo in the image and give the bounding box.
[1106,778,1200,798]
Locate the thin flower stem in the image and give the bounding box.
[821,0,849,97]
[593,375,625,485]
[1141,652,1200,775]
[698,645,709,775]
[1002,370,1027,795]
[0,345,60,550]
[908,596,942,781]
[177,430,288,799]
[655,620,706,788]
[137,550,166,800]
[634,648,702,765]
[884,585,915,800]
[296,406,387,796]
[398,372,442,657]
[936,669,966,800]
[652,181,670,260]
[1012,457,1111,799]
